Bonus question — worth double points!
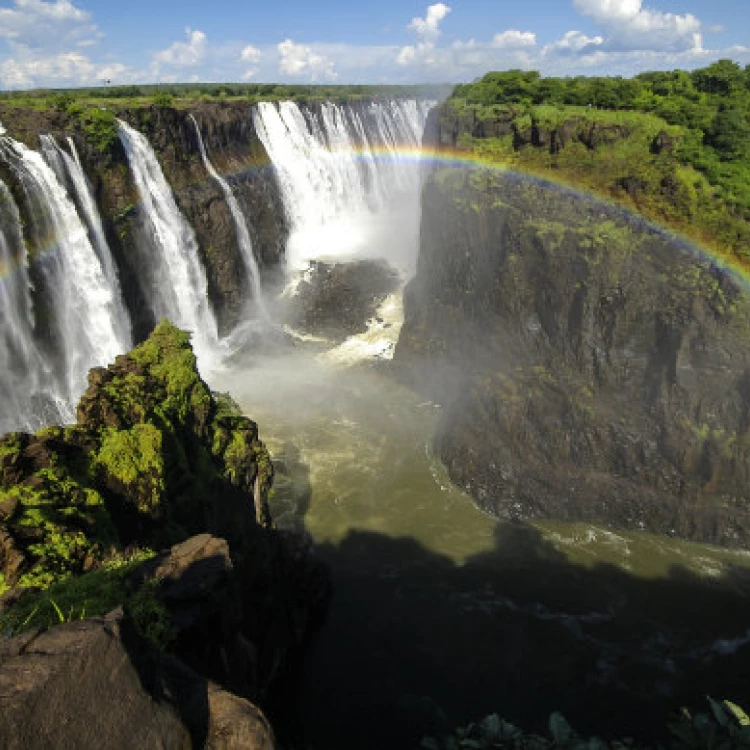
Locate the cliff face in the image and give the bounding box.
[0,101,288,337]
[0,323,329,746]
[396,167,750,546]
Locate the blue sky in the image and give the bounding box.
[0,0,749,89]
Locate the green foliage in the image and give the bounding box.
[445,61,750,267]
[96,424,165,514]
[78,106,119,153]
[0,82,445,112]
[422,699,750,749]
[127,577,175,649]
[0,549,154,636]
[151,92,174,107]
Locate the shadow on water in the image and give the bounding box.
[291,518,750,749]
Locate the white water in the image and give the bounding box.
[117,119,221,367]
[0,178,57,433]
[188,114,266,320]
[253,100,431,274]
[0,133,127,417]
[40,134,132,348]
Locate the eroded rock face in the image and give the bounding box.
[288,259,400,342]
[396,168,750,546]
[0,102,288,338]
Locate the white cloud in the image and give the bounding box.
[492,30,537,49]
[573,0,702,52]
[0,0,101,53]
[543,30,604,56]
[277,38,337,81]
[154,27,207,67]
[408,3,451,43]
[240,44,261,63]
[398,3,452,68]
[0,50,127,88]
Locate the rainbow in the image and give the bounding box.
[2,139,748,291]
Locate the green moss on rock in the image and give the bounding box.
[0,320,273,595]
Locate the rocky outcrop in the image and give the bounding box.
[0,322,329,746]
[0,101,288,337]
[288,259,400,342]
[0,603,276,749]
[396,167,750,546]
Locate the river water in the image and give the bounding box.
[214,309,750,749]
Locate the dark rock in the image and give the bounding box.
[0,608,277,750]
[396,167,750,546]
[289,259,400,342]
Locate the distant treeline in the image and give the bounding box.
[0,81,449,107]
[446,60,750,262]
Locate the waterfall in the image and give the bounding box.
[188,114,266,320]
[117,119,220,366]
[0,178,59,433]
[0,132,129,422]
[39,134,132,347]
[252,99,432,273]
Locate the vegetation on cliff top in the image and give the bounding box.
[0,81,444,113]
[442,60,750,268]
[0,320,272,634]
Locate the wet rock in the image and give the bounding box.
[289,259,400,342]
[397,168,750,546]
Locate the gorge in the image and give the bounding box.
[1,93,750,748]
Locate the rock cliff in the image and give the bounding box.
[0,101,288,337]
[0,322,329,748]
[396,167,750,546]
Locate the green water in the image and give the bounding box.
[216,351,750,583]
[212,348,750,749]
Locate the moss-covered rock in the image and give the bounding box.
[0,320,272,590]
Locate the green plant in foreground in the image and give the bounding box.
[422,699,750,749]
[0,549,155,637]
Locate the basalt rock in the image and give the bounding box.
[289,259,400,342]
[396,167,750,547]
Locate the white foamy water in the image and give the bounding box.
[189,114,266,320]
[118,119,221,367]
[253,99,432,274]
[0,132,128,421]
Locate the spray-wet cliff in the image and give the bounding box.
[0,101,289,338]
[396,167,750,547]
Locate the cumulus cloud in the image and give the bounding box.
[277,39,337,81]
[398,3,452,68]
[573,0,702,52]
[0,0,102,54]
[154,27,207,67]
[543,30,604,56]
[492,30,537,49]
[408,2,451,43]
[239,44,262,79]
[0,51,128,88]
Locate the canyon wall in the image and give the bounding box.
[397,166,750,546]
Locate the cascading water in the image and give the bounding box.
[117,119,221,366]
[188,114,266,319]
[0,131,129,423]
[253,99,432,273]
[39,134,132,347]
[0,178,57,433]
